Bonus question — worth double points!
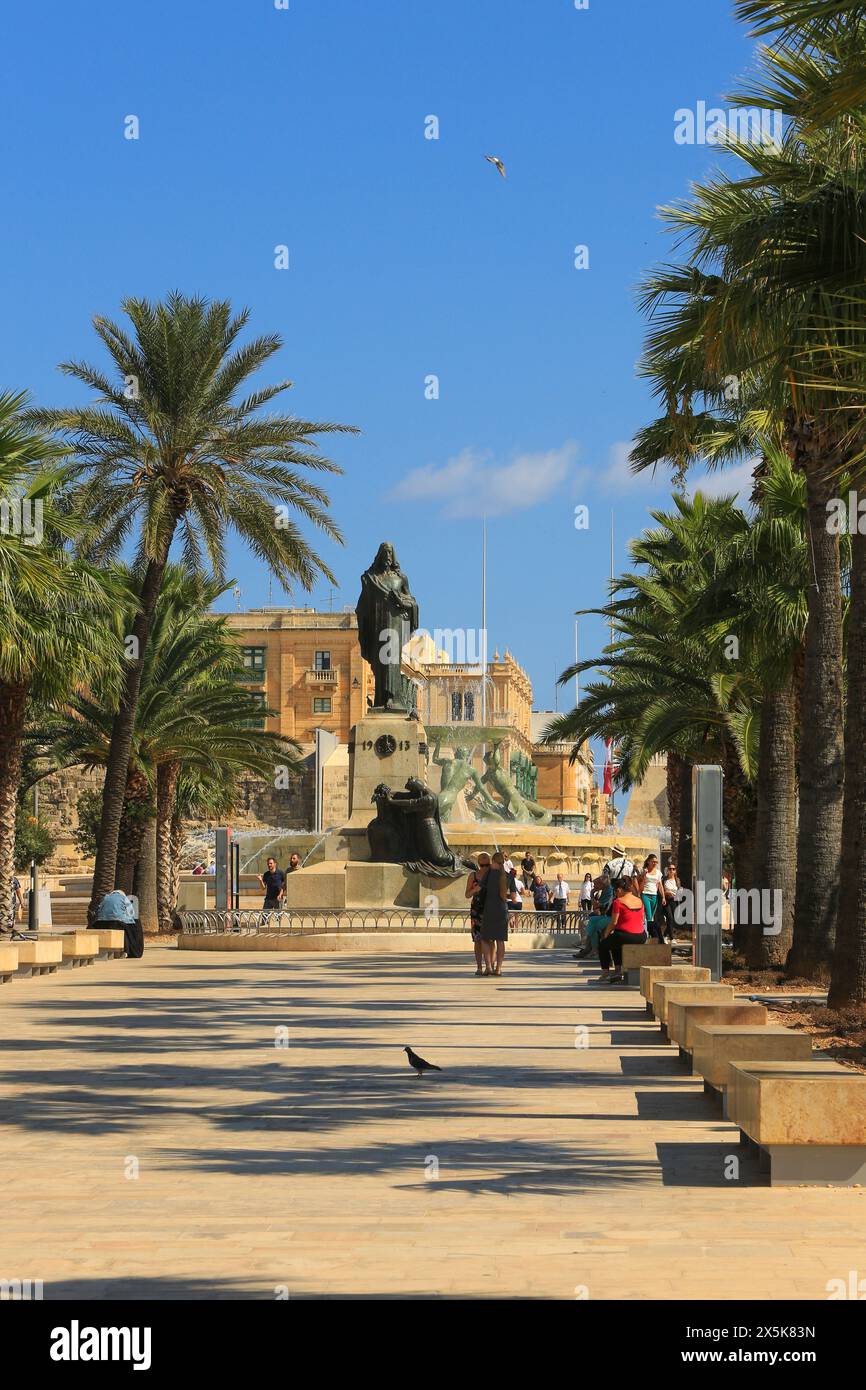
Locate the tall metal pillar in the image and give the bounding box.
[692,764,724,981]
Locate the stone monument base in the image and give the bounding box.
[282,859,469,910]
[346,712,428,829]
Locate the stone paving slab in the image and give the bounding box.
[1,948,864,1299]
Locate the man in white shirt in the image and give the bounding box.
[551,873,569,924]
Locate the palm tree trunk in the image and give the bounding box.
[88,550,173,921]
[115,773,150,895]
[749,675,797,968]
[786,463,845,978]
[829,525,866,1006]
[156,761,180,933]
[169,808,185,928]
[666,753,682,864]
[134,818,159,934]
[677,756,694,889]
[0,682,29,933]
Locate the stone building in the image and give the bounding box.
[37,606,599,865]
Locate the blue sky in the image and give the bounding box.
[1,0,761,717]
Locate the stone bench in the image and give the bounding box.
[668,1000,768,1064]
[691,1024,812,1114]
[728,1060,866,1186]
[0,942,19,982]
[89,927,126,959]
[15,938,63,976]
[621,942,671,985]
[651,981,734,1035]
[639,965,711,1017]
[58,932,99,967]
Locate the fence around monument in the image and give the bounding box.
[179,907,585,936]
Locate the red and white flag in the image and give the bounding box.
[602,738,613,796]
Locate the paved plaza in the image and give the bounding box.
[2,948,864,1300]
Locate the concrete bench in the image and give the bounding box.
[621,942,671,985]
[728,1059,866,1186]
[15,938,63,976]
[0,942,19,982]
[691,1024,812,1114]
[58,932,99,967]
[89,928,125,959]
[651,980,734,1035]
[668,1000,767,1063]
[639,965,711,1017]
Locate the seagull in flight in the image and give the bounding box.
[484,154,506,179]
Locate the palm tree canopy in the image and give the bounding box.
[25,293,357,591]
[0,390,128,693]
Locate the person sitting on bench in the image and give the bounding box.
[598,875,647,982]
[574,872,613,960]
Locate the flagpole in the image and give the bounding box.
[481,515,487,727]
[610,510,616,827]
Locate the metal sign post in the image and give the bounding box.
[215,827,230,913]
[692,764,724,981]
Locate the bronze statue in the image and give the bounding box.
[432,738,506,822]
[356,542,419,713]
[482,744,552,824]
[368,777,470,877]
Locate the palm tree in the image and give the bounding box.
[544,495,765,899]
[0,391,125,930]
[27,293,355,919]
[635,100,866,976]
[724,10,866,994]
[44,566,302,933]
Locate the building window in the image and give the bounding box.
[313,697,332,714]
[314,650,331,671]
[246,692,266,729]
[451,692,462,722]
[464,691,475,721]
[242,646,266,674]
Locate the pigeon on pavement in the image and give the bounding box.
[404,1046,441,1077]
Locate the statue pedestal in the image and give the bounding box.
[346,713,428,830]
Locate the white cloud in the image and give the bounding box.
[687,458,757,508]
[600,440,757,510]
[600,440,649,491]
[391,442,580,518]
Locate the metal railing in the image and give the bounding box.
[179,907,585,936]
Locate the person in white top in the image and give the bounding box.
[661,861,680,943]
[503,856,514,876]
[551,872,569,924]
[579,873,594,905]
[638,854,664,942]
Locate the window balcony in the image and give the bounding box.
[304,667,339,685]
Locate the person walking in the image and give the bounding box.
[661,860,680,943]
[579,872,594,912]
[465,853,491,976]
[598,876,648,983]
[551,872,570,925]
[5,874,24,934]
[507,865,523,913]
[480,851,510,976]
[638,854,665,943]
[532,874,552,912]
[257,857,285,915]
